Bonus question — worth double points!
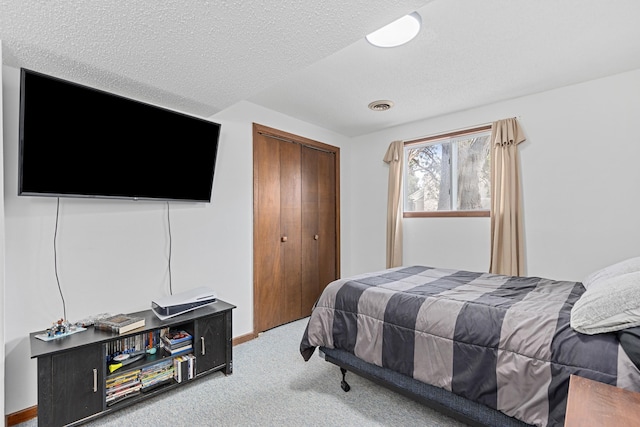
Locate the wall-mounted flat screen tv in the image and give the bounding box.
[19,68,221,202]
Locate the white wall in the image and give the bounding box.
[0,42,6,421]
[348,68,640,282]
[2,64,350,414]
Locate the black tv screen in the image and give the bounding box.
[19,68,221,202]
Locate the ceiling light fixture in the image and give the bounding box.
[366,12,421,48]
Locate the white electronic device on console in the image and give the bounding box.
[151,287,217,320]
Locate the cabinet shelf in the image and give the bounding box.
[30,300,235,427]
[106,352,162,377]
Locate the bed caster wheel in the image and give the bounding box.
[340,367,351,392]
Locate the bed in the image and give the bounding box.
[300,264,640,427]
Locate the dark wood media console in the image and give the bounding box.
[29,300,235,427]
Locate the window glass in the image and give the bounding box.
[404,128,491,215]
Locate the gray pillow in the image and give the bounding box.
[582,256,640,290]
[571,271,640,334]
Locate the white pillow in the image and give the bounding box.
[571,271,640,334]
[582,256,640,290]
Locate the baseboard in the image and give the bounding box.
[7,332,257,425]
[232,331,257,346]
[6,406,37,427]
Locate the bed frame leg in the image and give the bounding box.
[340,367,351,392]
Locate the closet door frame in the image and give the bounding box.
[252,123,340,334]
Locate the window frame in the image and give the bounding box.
[403,124,492,218]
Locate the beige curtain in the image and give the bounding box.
[489,118,526,276]
[383,141,403,268]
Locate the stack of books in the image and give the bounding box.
[105,369,141,406]
[95,314,146,334]
[173,353,196,383]
[160,330,193,357]
[139,359,174,391]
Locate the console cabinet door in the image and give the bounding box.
[39,344,104,426]
[195,312,231,375]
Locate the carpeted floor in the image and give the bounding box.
[17,318,469,426]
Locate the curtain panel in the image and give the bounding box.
[383,140,404,268]
[489,118,526,276]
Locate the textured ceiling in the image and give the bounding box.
[1,1,427,117]
[2,1,640,137]
[250,0,640,136]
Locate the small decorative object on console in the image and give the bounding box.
[47,318,70,337]
[74,312,115,328]
[34,318,87,342]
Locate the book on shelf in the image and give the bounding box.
[160,329,193,356]
[173,355,188,383]
[172,353,197,383]
[162,338,192,351]
[186,353,196,380]
[161,330,192,346]
[94,314,146,334]
[140,359,174,389]
[161,343,193,356]
[105,368,142,406]
[106,370,140,388]
[160,337,193,348]
[106,385,142,406]
[106,378,140,394]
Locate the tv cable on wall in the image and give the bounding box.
[53,197,68,322]
[167,201,173,295]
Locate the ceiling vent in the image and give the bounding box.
[368,100,395,111]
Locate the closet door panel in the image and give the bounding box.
[301,146,320,314]
[317,149,337,295]
[253,134,284,332]
[280,141,303,323]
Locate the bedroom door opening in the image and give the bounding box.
[253,124,340,334]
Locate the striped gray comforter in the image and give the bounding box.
[300,266,640,427]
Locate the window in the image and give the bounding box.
[404,125,492,217]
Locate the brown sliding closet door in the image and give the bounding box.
[253,131,282,333]
[279,140,303,323]
[253,124,340,334]
[301,146,337,314]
